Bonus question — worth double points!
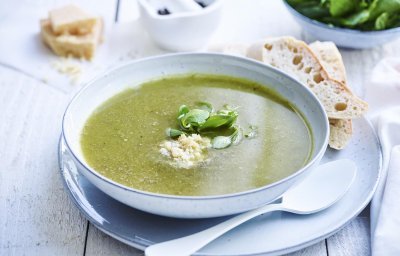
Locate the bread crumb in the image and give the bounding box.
[159,134,211,169]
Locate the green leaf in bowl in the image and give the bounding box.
[211,136,232,149]
[329,0,358,17]
[166,128,186,138]
[180,109,210,130]
[375,12,390,29]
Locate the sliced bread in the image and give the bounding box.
[309,41,353,149]
[309,41,347,85]
[247,37,368,119]
[328,118,353,149]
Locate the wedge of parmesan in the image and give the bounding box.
[49,4,97,35]
[247,37,368,119]
[40,18,102,60]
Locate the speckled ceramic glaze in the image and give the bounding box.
[62,53,329,218]
[283,0,400,49]
[59,117,381,255]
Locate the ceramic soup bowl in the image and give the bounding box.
[62,53,329,218]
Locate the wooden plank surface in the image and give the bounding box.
[0,1,117,255]
[328,217,371,256]
[85,224,143,256]
[0,66,87,255]
[285,241,327,256]
[1,0,399,255]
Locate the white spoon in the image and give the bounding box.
[145,159,357,256]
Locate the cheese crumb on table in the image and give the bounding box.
[159,134,211,169]
[51,56,82,84]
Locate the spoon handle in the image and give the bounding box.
[145,203,284,256]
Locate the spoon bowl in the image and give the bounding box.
[145,159,357,256]
[282,159,357,214]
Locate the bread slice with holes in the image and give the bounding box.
[309,41,353,150]
[247,37,368,119]
[328,118,352,149]
[309,41,347,85]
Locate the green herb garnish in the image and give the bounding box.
[179,109,210,130]
[166,128,186,138]
[286,0,400,31]
[211,126,242,149]
[177,102,238,133]
[167,102,247,149]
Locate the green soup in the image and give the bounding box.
[81,74,313,196]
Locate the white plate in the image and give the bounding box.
[59,117,381,255]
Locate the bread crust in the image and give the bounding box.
[247,37,368,119]
[309,41,353,150]
[209,37,364,149]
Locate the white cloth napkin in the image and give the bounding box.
[366,58,400,256]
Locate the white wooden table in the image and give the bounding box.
[1,0,398,255]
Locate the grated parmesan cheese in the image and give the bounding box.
[159,134,211,169]
[51,55,82,84]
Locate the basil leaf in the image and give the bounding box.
[368,0,400,22]
[180,109,210,129]
[178,105,190,119]
[218,110,238,127]
[387,14,400,28]
[286,0,400,31]
[211,136,232,149]
[196,101,214,113]
[296,4,330,19]
[166,128,186,138]
[231,127,243,145]
[375,12,390,29]
[330,0,358,17]
[167,102,249,150]
[199,110,238,131]
[199,115,233,130]
[340,9,370,27]
[211,126,242,149]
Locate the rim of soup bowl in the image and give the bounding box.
[283,0,400,35]
[62,52,329,201]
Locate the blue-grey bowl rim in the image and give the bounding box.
[282,0,400,35]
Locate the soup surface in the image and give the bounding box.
[81,74,313,196]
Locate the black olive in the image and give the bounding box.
[157,8,170,15]
[195,1,207,8]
